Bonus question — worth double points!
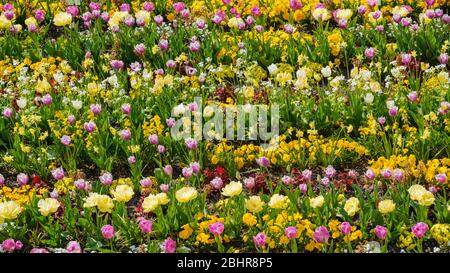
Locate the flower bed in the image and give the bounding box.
[0,0,450,253]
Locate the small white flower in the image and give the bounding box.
[321,66,332,78]
[72,100,82,110]
[364,93,374,104]
[16,98,27,109]
[386,99,396,109]
[267,64,278,75]
[173,103,186,116]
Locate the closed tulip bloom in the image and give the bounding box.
[285,226,298,239]
[164,238,176,253]
[412,222,429,238]
[374,225,388,240]
[101,225,115,239]
[313,226,330,243]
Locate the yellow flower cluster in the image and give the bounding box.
[84,193,115,213]
[142,192,170,212]
[408,185,435,206]
[0,185,47,205]
[210,132,367,169]
[370,155,450,184]
[430,224,450,245]
[142,115,164,138]
[195,215,229,245]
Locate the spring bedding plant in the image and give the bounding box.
[0,0,449,254]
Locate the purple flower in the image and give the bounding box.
[143,2,155,12]
[392,169,404,182]
[185,138,198,150]
[435,173,447,184]
[381,168,392,179]
[66,241,82,253]
[375,25,384,32]
[50,190,59,198]
[163,165,173,176]
[160,184,170,192]
[338,19,348,28]
[127,156,136,164]
[374,225,388,240]
[148,134,158,145]
[209,222,225,236]
[357,5,367,15]
[282,175,293,186]
[182,167,193,178]
[164,238,176,253]
[189,40,200,52]
[15,240,23,250]
[438,53,449,65]
[250,6,261,17]
[89,2,101,12]
[110,60,124,70]
[75,179,86,190]
[313,226,330,243]
[99,172,113,186]
[256,156,270,167]
[365,47,376,59]
[299,183,307,194]
[2,239,16,253]
[367,0,378,8]
[253,232,267,247]
[66,6,79,17]
[166,60,176,69]
[134,43,146,56]
[321,177,330,187]
[285,226,298,239]
[120,3,131,12]
[121,103,132,115]
[290,0,303,11]
[30,248,49,253]
[340,222,352,235]
[407,91,418,103]
[365,168,376,181]
[124,15,135,27]
[137,217,153,233]
[158,39,169,51]
[190,162,200,173]
[84,121,97,133]
[284,24,294,34]
[429,186,438,194]
[173,2,185,13]
[388,106,398,117]
[425,0,436,8]
[411,222,429,238]
[101,12,110,22]
[325,165,336,178]
[0,174,4,186]
[119,129,131,141]
[157,145,166,154]
[401,53,412,65]
[41,94,52,105]
[17,173,29,185]
[302,169,312,182]
[3,107,13,119]
[154,15,164,25]
[244,177,256,189]
[33,8,44,21]
[211,177,224,189]
[401,17,411,27]
[140,178,152,188]
[101,225,115,239]
[442,14,450,24]
[378,116,386,125]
